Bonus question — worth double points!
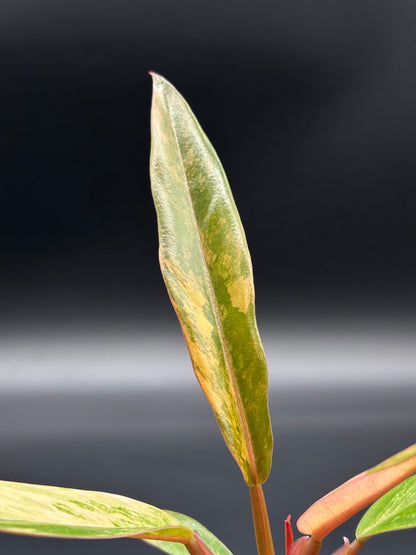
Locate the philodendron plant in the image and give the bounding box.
[0,74,415,555]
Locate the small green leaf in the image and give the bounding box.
[0,480,192,541]
[150,73,273,486]
[356,474,416,539]
[145,511,233,555]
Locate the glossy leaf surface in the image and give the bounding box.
[145,511,233,555]
[297,444,416,540]
[356,474,416,539]
[150,73,272,485]
[0,480,192,541]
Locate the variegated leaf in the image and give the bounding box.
[150,73,272,486]
[0,480,191,541]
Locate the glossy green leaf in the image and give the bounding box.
[150,73,273,486]
[297,443,416,540]
[356,474,416,539]
[145,511,233,555]
[0,480,192,541]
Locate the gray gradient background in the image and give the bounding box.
[0,1,415,554]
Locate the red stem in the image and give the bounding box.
[301,537,322,555]
[249,484,276,555]
[345,538,367,555]
[185,533,216,555]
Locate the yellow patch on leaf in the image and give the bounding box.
[227,277,251,313]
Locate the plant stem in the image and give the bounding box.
[185,533,216,555]
[301,537,322,555]
[249,483,276,555]
[345,538,366,555]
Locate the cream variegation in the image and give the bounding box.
[0,480,191,541]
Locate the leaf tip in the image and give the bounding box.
[149,71,163,82]
[149,72,174,91]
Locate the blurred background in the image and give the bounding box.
[0,1,415,554]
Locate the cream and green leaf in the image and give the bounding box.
[0,480,191,541]
[356,474,416,539]
[150,73,273,486]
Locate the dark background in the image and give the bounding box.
[1,0,416,321]
[0,1,415,554]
